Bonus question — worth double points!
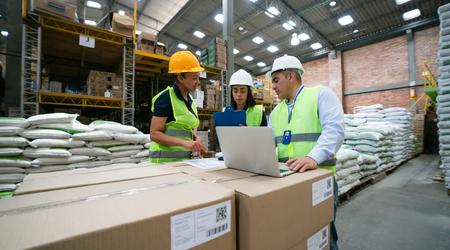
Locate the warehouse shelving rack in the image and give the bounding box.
[20,13,135,125]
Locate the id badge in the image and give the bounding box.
[282,130,291,145]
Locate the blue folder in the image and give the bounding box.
[214,108,246,127]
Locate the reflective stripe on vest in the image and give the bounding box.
[149,150,192,159]
[278,157,337,167]
[274,132,321,144]
[165,129,193,138]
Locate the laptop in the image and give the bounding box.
[216,127,294,177]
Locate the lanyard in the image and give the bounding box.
[286,85,304,124]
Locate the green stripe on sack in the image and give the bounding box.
[0,191,14,197]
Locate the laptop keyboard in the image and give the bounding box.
[278,163,290,173]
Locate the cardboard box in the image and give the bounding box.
[216,169,334,250]
[111,12,134,37]
[33,0,76,21]
[0,173,236,250]
[15,164,180,195]
[155,45,166,55]
[49,81,62,93]
[87,70,116,97]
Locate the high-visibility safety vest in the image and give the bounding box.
[224,104,264,127]
[246,104,264,127]
[149,86,200,163]
[271,86,336,173]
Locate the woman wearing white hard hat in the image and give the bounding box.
[226,69,267,126]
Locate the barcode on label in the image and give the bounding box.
[216,206,227,222]
[327,179,331,189]
[206,224,228,237]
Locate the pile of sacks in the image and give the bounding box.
[0,118,30,194]
[335,148,361,196]
[438,2,450,192]
[381,107,415,162]
[352,104,385,122]
[0,113,150,195]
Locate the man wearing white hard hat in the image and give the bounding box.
[225,69,267,126]
[267,55,344,250]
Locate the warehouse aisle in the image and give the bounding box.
[336,154,450,250]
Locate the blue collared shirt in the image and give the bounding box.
[268,85,345,165]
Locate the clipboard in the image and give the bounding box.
[214,108,246,126]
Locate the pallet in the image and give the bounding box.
[448,189,450,196]
[433,174,445,182]
[338,172,387,204]
[385,165,399,175]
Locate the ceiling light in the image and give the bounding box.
[291,33,300,46]
[195,50,201,56]
[135,30,142,35]
[84,20,97,26]
[238,26,244,31]
[214,14,224,24]
[353,29,359,34]
[329,1,337,7]
[86,1,101,9]
[157,42,165,46]
[118,10,125,16]
[395,0,411,5]
[267,45,279,53]
[252,36,264,44]
[249,0,258,3]
[244,56,254,61]
[1,31,8,37]
[338,15,354,26]
[265,6,280,18]
[193,30,205,39]
[282,22,294,31]
[177,43,188,50]
[298,33,310,41]
[310,42,322,50]
[257,62,266,67]
[288,20,296,27]
[233,48,240,54]
[402,9,421,21]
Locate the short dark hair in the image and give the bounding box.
[231,86,256,110]
[175,73,187,84]
[282,69,302,83]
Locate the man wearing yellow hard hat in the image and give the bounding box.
[149,51,206,163]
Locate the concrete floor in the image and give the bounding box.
[336,154,450,250]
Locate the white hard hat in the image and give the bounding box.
[229,69,254,87]
[266,54,305,80]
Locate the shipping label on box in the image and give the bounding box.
[312,176,333,206]
[307,226,329,250]
[171,200,231,250]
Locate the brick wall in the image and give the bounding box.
[302,57,329,87]
[343,35,409,91]
[415,26,439,80]
[255,26,438,114]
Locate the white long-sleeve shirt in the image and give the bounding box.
[268,85,345,165]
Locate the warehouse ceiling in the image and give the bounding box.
[73,0,445,75]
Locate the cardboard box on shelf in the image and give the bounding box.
[33,0,77,21]
[111,12,134,37]
[155,45,166,55]
[49,81,62,93]
[0,173,236,250]
[87,70,116,97]
[215,169,334,250]
[110,76,123,98]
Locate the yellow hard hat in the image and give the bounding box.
[168,51,205,73]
